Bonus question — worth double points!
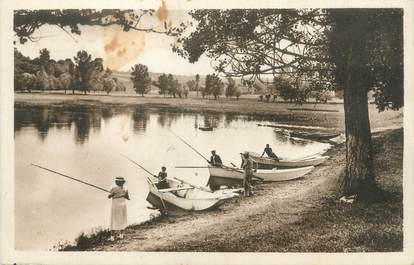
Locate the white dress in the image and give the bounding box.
[109,186,128,230]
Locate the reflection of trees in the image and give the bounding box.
[202,113,222,128]
[101,107,114,122]
[224,113,238,126]
[131,107,150,133]
[72,107,101,143]
[273,129,289,144]
[14,105,105,144]
[156,110,180,128]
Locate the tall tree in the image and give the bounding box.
[73,50,103,94]
[204,74,224,99]
[187,80,196,91]
[73,50,92,94]
[174,9,403,201]
[195,74,200,97]
[167,74,178,97]
[158,74,169,97]
[225,77,237,98]
[130,64,152,96]
[39,48,50,67]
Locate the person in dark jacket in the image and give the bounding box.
[210,150,223,166]
[261,144,279,160]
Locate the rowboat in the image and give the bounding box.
[207,165,314,189]
[146,176,238,211]
[245,152,329,169]
[198,126,213,131]
[288,130,341,141]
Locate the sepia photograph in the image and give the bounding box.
[1,0,414,264]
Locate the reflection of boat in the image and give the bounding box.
[198,126,213,131]
[245,152,329,169]
[146,177,238,211]
[288,131,341,141]
[208,165,314,189]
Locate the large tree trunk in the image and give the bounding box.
[339,18,377,200]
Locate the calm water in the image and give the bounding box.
[14,105,331,250]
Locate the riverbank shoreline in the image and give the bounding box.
[60,128,403,252]
[14,93,403,131]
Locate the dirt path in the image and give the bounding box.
[88,144,345,251]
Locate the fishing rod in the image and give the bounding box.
[175,166,210,168]
[168,130,210,163]
[31,163,110,193]
[169,131,264,181]
[120,154,156,177]
[120,155,168,213]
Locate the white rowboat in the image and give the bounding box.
[208,165,314,189]
[245,152,329,169]
[146,176,238,211]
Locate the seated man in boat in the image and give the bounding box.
[155,166,169,189]
[210,150,223,167]
[261,144,279,161]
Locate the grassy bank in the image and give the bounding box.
[161,129,404,252]
[59,128,402,252]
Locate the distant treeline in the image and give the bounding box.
[14,48,126,94]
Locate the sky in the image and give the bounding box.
[14,10,213,76]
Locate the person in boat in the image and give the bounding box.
[155,166,169,189]
[241,152,256,197]
[108,176,130,241]
[261,144,279,161]
[210,150,223,166]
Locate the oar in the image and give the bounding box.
[31,163,110,193]
[173,177,213,193]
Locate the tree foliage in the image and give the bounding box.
[225,77,238,97]
[14,9,183,44]
[130,64,152,96]
[73,50,104,94]
[158,74,169,96]
[174,9,402,111]
[205,74,224,99]
[187,80,196,91]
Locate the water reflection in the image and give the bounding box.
[14,104,332,250]
[132,107,150,134]
[273,129,309,146]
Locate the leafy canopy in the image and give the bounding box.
[174,9,403,111]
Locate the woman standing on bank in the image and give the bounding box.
[108,176,130,240]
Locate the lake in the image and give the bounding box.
[14,104,331,250]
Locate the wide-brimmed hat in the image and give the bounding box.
[115,176,126,183]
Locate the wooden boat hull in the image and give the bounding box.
[246,152,329,169]
[289,131,341,141]
[207,165,314,189]
[146,177,238,211]
[198,127,213,131]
